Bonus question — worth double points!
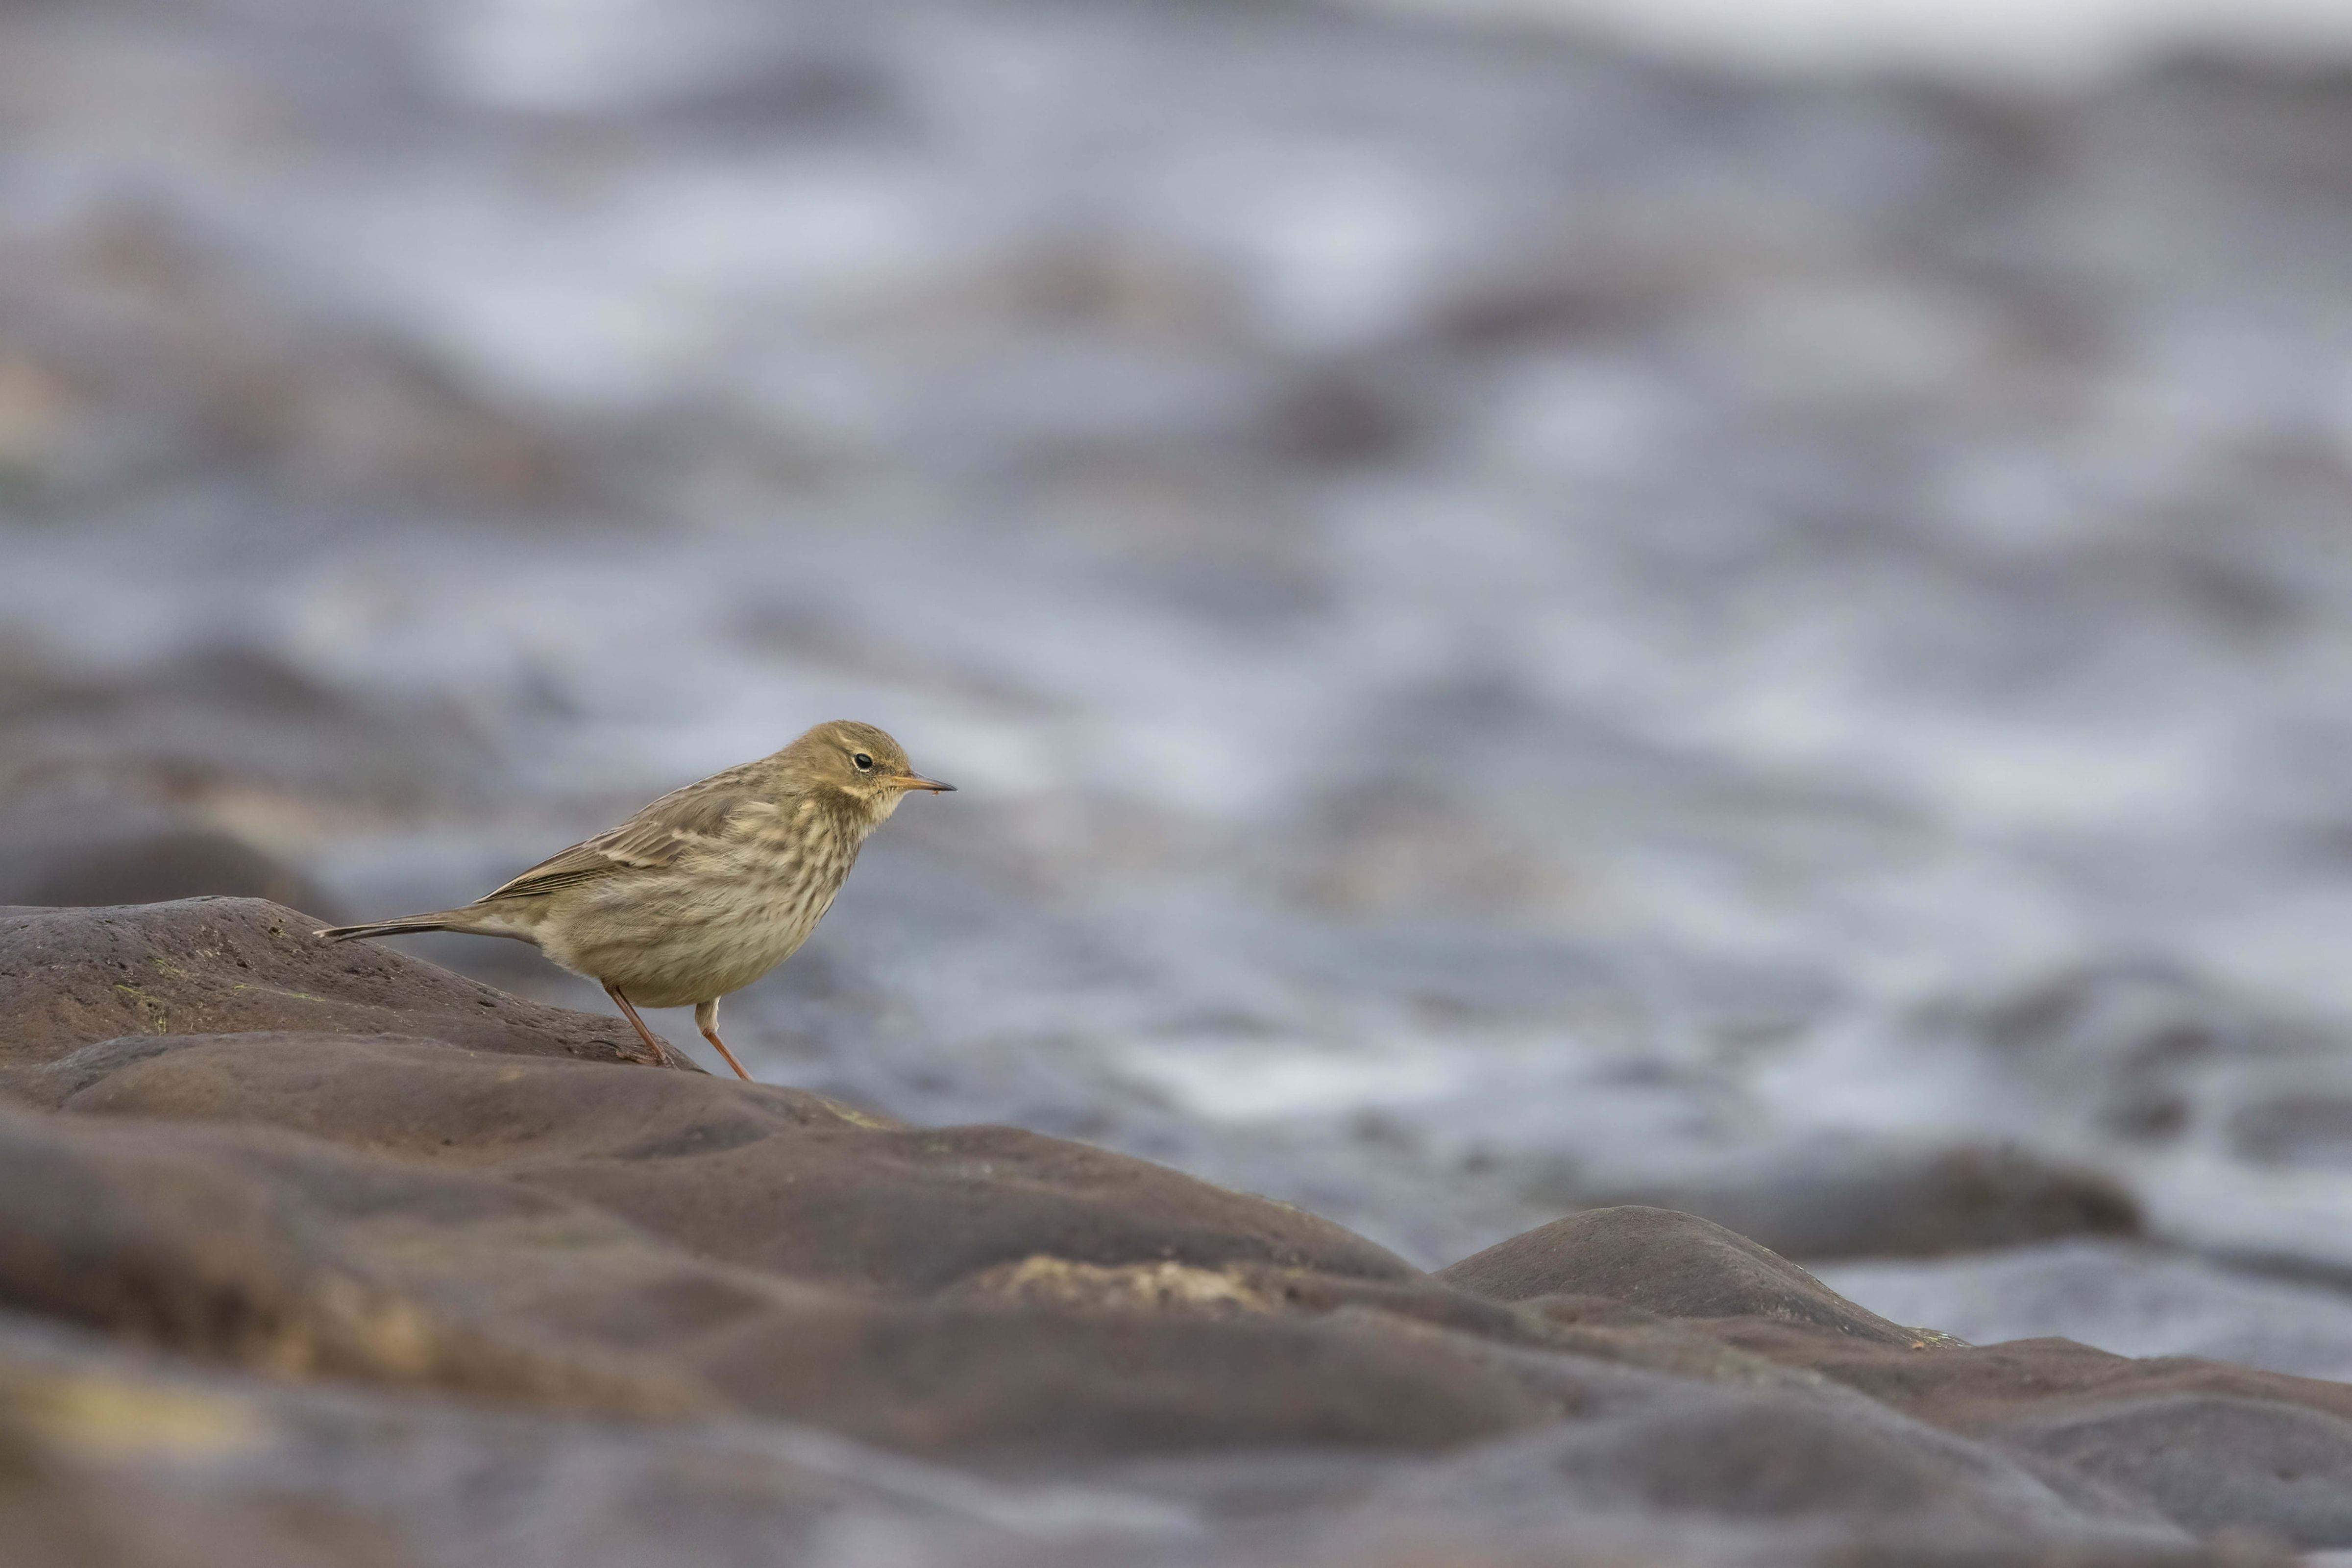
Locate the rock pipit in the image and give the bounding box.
[317,720,952,1078]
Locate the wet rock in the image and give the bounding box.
[1706,1320,2352,1546]
[1364,1381,2191,1551]
[1436,1206,1925,1345]
[999,1386,2243,1568]
[10,1028,1419,1294]
[5,1296,2250,1568]
[0,1402,406,1568]
[0,1309,1178,1568]
[0,644,496,822]
[0,898,2339,1556]
[0,898,674,1068]
[0,1152,2223,1565]
[0,798,333,916]
[3,826,325,914]
[1713,1321,2352,1426]
[0,1301,2300,1568]
[1991,1395,2352,1548]
[1580,1137,2143,1260]
[0,1044,1552,1458]
[0,1104,710,1418]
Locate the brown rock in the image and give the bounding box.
[0,898,676,1069]
[0,1395,423,1568]
[1708,1321,2352,1547]
[0,1303,1127,1568]
[1710,1322,2352,1430]
[0,817,333,917]
[0,901,2336,1549]
[1436,1206,1926,1346]
[991,1376,2237,1568]
[1990,1395,2352,1548]
[1574,1140,2143,1260]
[11,1030,1416,1293]
[1364,1382,2184,1548]
[0,1033,1559,1457]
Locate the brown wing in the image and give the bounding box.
[478,771,760,901]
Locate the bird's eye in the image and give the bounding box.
[853,753,873,770]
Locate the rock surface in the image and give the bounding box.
[1437,1204,1931,1344]
[0,898,673,1069]
[0,800,334,918]
[1571,1138,2145,1261]
[0,899,2335,1564]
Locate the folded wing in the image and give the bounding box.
[481,777,754,901]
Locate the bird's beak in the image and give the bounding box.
[887,773,956,793]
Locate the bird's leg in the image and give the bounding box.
[603,985,676,1068]
[695,998,753,1081]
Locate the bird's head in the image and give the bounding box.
[781,721,955,822]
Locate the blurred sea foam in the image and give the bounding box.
[1350,0,2352,82]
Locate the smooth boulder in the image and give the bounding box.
[1709,1319,2352,1548]
[0,1033,1564,1459]
[0,897,2340,1556]
[3,1030,1419,1293]
[1437,1205,1928,1346]
[0,898,675,1069]
[1572,1137,2143,1260]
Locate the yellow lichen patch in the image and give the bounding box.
[8,1370,268,1462]
[813,1096,896,1130]
[110,983,169,1033]
[961,1256,1281,1316]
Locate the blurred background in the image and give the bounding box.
[9,0,2352,1373]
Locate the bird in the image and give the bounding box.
[316,720,953,1079]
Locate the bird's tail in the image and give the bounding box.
[314,910,469,942]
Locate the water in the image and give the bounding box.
[7,0,2352,1336]
[1349,0,2352,82]
[1822,1240,2352,1381]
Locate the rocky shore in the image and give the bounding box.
[0,897,2338,1566]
